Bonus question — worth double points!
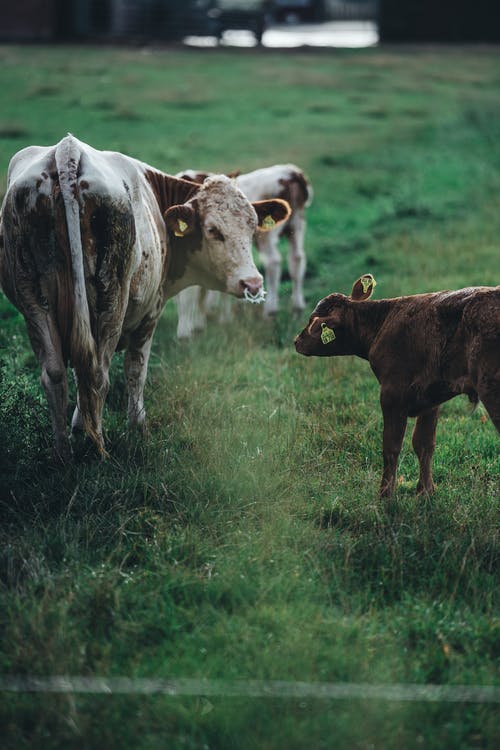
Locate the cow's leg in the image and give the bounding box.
[287,213,307,312]
[124,331,155,429]
[256,230,281,316]
[71,326,121,456]
[71,362,109,456]
[26,315,71,462]
[412,407,440,494]
[71,372,84,433]
[477,389,500,432]
[380,398,408,498]
[176,286,206,339]
[203,289,233,324]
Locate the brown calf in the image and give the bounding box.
[295,275,500,497]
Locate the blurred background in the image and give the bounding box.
[2,0,499,48]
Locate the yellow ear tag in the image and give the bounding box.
[321,323,336,344]
[261,215,276,230]
[361,275,376,294]
[174,219,188,237]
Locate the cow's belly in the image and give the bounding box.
[122,218,166,336]
[406,376,476,417]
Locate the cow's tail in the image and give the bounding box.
[55,135,107,456]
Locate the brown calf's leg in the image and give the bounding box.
[380,403,408,498]
[477,386,500,433]
[475,349,500,432]
[412,407,440,495]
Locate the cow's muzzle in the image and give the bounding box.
[239,276,265,303]
[294,334,312,356]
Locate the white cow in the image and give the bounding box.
[0,135,290,460]
[175,164,313,338]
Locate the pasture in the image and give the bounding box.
[0,44,499,749]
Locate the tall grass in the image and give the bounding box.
[0,44,498,749]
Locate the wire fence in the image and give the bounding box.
[1,676,499,703]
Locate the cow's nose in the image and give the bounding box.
[294,336,310,356]
[239,276,263,297]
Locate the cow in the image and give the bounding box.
[174,164,313,338]
[0,134,291,461]
[294,275,500,498]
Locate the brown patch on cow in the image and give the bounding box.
[118,313,158,353]
[176,171,209,185]
[0,180,75,365]
[278,171,310,210]
[79,192,136,343]
[144,169,200,216]
[166,226,203,283]
[80,180,89,190]
[143,170,207,285]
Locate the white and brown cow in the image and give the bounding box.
[0,134,290,460]
[175,164,313,338]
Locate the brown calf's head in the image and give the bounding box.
[294,274,376,357]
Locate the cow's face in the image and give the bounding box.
[295,275,376,357]
[165,176,290,298]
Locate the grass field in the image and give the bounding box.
[0,44,499,749]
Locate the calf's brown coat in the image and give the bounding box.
[295,275,500,497]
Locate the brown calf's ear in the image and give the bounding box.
[164,204,197,237]
[351,273,376,301]
[253,199,292,231]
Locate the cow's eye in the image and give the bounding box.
[208,226,224,242]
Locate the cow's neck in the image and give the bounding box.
[164,263,218,300]
[143,168,206,298]
[144,168,199,215]
[165,274,204,301]
[347,299,396,359]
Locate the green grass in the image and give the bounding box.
[0,44,499,749]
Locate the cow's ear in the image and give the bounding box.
[351,274,376,301]
[164,204,197,237]
[253,199,291,231]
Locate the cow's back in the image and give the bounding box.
[1,136,139,361]
[236,164,312,208]
[368,287,499,409]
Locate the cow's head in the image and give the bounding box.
[164,175,290,298]
[294,274,376,357]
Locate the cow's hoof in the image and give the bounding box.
[416,482,436,496]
